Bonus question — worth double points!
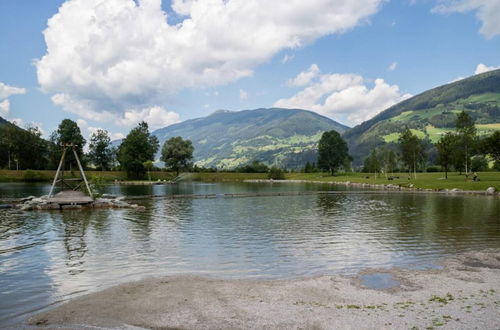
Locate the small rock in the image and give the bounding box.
[409,184,414,188]
[101,194,116,199]
[20,196,36,202]
[451,188,462,192]
[19,204,33,211]
[486,187,496,195]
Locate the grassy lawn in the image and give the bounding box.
[286,172,500,191]
[0,170,175,182]
[1,170,499,191]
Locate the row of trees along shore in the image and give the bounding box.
[359,111,500,179]
[0,119,194,179]
[0,110,498,178]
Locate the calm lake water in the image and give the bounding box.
[0,182,499,326]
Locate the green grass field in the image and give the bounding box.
[286,172,500,191]
[1,170,498,191]
[0,170,175,182]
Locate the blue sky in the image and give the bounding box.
[0,0,499,140]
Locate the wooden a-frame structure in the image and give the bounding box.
[48,144,93,200]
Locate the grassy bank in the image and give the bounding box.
[286,171,500,191]
[1,170,498,191]
[0,170,175,182]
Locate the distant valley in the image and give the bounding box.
[152,108,349,169]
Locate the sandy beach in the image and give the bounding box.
[29,250,500,329]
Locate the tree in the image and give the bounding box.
[398,128,425,179]
[317,130,349,176]
[118,122,159,179]
[455,111,477,176]
[436,132,458,179]
[161,136,194,175]
[0,123,48,170]
[363,149,381,177]
[481,131,500,164]
[88,129,114,171]
[50,119,86,170]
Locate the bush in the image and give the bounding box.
[426,165,441,172]
[89,175,105,197]
[268,166,285,180]
[236,161,269,173]
[23,170,48,182]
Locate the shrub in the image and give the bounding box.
[89,175,105,197]
[426,165,441,172]
[268,166,285,180]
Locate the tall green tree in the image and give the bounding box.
[455,111,477,176]
[481,131,500,164]
[398,128,425,179]
[118,122,159,179]
[49,119,86,170]
[317,130,349,176]
[161,136,194,175]
[88,129,114,171]
[0,123,48,170]
[436,132,458,179]
[363,149,381,177]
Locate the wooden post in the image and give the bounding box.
[72,147,93,199]
[48,147,67,198]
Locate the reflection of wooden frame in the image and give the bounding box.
[48,144,93,199]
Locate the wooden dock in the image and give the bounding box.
[47,190,94,206]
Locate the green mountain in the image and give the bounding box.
[153,108,349,169]
[343,69,500,164]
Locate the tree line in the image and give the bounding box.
[1,111,499,178]
[360,111,500,178]
[0,119,194,179]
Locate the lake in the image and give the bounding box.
[0,182,499,326]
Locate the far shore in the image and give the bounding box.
[0,170,498,192]
[29,249,500,329]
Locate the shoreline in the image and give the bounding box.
[245,179,500,197]
[28,250,500,329]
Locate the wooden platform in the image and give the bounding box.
[47,190,94,205]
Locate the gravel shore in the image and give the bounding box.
[30,250,500,329]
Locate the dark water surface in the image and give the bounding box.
[0,182,499,326]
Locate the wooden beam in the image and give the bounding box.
[72,147,93,199]
[48,148,66,198]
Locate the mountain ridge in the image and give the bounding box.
[152,107,349,168]
[343,69,500,164]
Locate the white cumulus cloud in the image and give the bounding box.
[0,100,10,118]
[274,65,412,125]
[118,106,180,130]
[433,0,500,38]
[37,0,383,122]
[0,82,26,119]
[474,63,500,74]
[287,64,320,87]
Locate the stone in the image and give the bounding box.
[486,187,496,195]
[20,196,36,202]
[101,194,116,199]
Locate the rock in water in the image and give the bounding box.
[486,187,496,195]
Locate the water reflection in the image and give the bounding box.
[0,183,499,327]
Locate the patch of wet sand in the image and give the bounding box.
[30,250,500,329]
